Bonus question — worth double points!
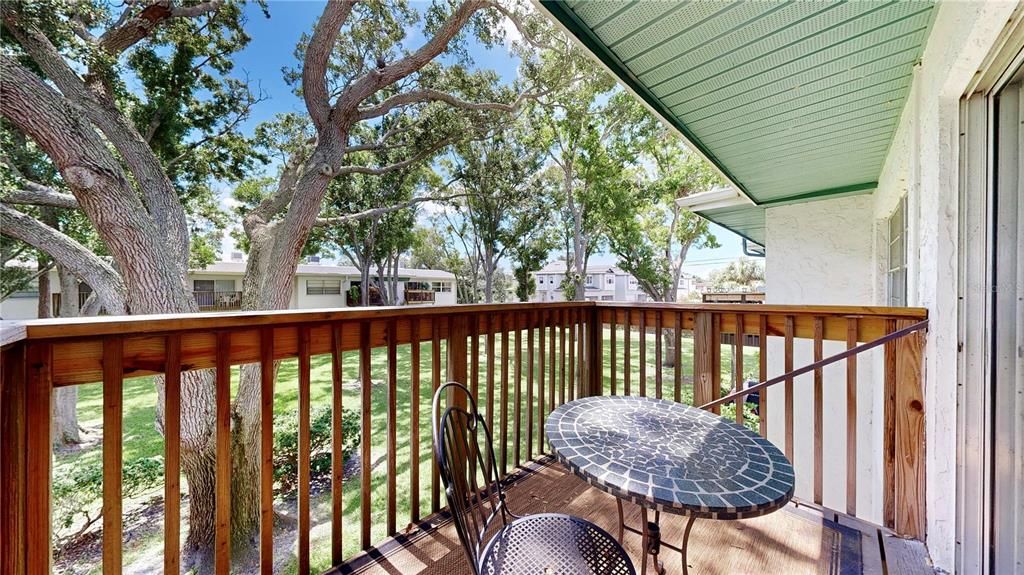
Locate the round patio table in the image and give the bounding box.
[545,395,795,575]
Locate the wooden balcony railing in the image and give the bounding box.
[0,301,927,574]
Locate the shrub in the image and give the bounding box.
[273,405,361,494]
[53,455,164,540]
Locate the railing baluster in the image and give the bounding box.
[846,317,858,516]
[560,308,567,405]
[329,324,344,566]
[215,332,231,573]
[784,315,795,461]
[359,321,372,549]
[883,318,897,530]
[549,310,556,409]
[514,312,523,468]
[735,314,745,425]
[674,311,683,404]
[410,318,421,524]
[639,311,647,397]
[624,309,631,396]
[759,315,768,437]
[537,310,546,455]
[471,316,479,399]
[486,315,496,443]
[500,313,510,477]
[102,337,123,575]
[386,320,398,536]
[164,335,181,575]
[610,309,617,395]
[568,308,576,400]
[655,312,663,399]
[712,314,722,410]
[813,316,824,505]
[298,326,312,573]
[431,319,441,513]
[526,310,535,462]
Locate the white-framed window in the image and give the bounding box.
[537,276,544,285]
[606,276,614,285]
[194,279,235,292]
[432,281,452,293]
[886,196,907,307]
[600,295,613,301]
[585,275,594,287]
[307,279,341,295]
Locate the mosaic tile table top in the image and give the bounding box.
[545,395,795,520]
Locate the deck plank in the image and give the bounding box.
[332,457,929,575]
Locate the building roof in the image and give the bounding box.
[537,1,937,246]
[191,261,456,280]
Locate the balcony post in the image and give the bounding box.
[892,318,926,539]
[1,342,27,575]
[693,312,717,413]
[446,314,469,408]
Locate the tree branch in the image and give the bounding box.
[0,204,127,314]
[304,0,355,131]
[314,192,468,227]
[1,182,80,210]
[97,1,223,56]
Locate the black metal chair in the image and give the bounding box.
[432,382,635,575]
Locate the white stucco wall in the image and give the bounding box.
[763,194,886,524]
[871,3,1019,570]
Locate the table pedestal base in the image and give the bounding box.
[617,500,698,575]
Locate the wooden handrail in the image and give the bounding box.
[699,319,930,410]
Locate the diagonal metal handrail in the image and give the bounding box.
[699,319,929,411]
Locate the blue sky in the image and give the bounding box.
[224,2,746,278]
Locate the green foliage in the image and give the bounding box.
[604,135,723,301]
[707,258,765,292]
[52,456,164,540]
[273,406,361,495]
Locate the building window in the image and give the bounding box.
[194,279,234,292]
[432,281,451,293]
[607,277,614,285]
[537,276,544,285]
[585,275,594,287]
[307,279,341,295]
[887,196,908,306]
[406,281,430,291]
[601,295,613,301]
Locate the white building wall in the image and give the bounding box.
[764,194,885,525]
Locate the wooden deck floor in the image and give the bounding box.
[333,456,933,575]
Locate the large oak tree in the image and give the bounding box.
[0,0,558,567]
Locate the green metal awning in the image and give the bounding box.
[538,0,937,245]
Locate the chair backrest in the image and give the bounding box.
[432,382,511,574]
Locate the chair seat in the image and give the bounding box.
[479,513,635,575]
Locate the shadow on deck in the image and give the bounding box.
[332,456,933,575]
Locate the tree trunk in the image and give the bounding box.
[52,266,82,445]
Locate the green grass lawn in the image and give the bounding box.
[54,327,759,573]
